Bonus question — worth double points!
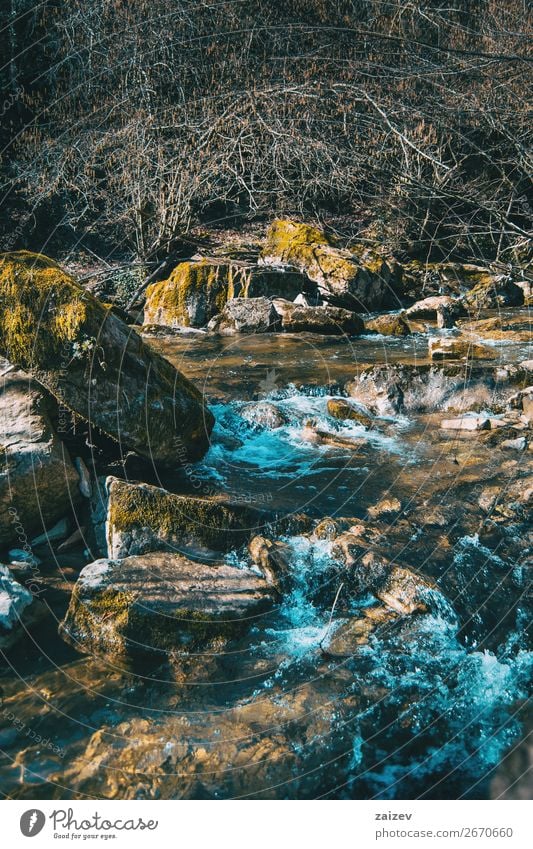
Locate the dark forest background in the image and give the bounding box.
[1,1,531,264]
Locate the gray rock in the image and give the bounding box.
[0,366,80,548]
[405,296,465,322]
[74,457,92,498]
[31,517,70,546]
[0,564,37,649]
[208,297,281,334]
[272,299,364,335]
[59,553,276,659]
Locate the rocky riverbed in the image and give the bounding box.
[0,227,531,800]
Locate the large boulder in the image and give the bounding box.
[0,251,212,464]
[272,299,364,335]
[260,220,399,311]
[144,258,312,328]
[59,553,276,659]
[208,297,281,334]
[0,363,80,547]
[105,476,272,558]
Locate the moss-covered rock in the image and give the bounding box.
[261,220,398,311]
[0,363,80,547]
[144,258,312,328]
[105,476,274,558]
[326,398,374,427]
[364,313,411,336]
[59,553,276,659]
[463,276,524,310]
[0,251,213,465]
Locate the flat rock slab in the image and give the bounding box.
[441,416,490,431]
[60,552,276,658]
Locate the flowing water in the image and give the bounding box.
[0,319,531,799]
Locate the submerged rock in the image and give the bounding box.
[0,251,213,464]
[144,259,311,328]
[208,297,281,334]
[367,497,402,519]
[59,553,276,659]
[105,477,272,558]
[260,219,398,310]
[0,364,80,547]
[240,402,288,429]
[272,299,364,334]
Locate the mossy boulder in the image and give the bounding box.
[144,258,312,328]
[327,398,374,428]
[402,261,508,300]
[59,553,276,659]
[364,313,411,336]
[0,251,213,464]
[105,476,275,558]
[261,220,398,311]
[463,275,524,310]
[0,362,80,547]
[272,299,364,334]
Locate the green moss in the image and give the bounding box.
[108,479,254,549]
[145,259,245,326]
[64,585,134,655]
[0,250,105,369]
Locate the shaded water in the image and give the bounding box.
[0,320,531,799]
